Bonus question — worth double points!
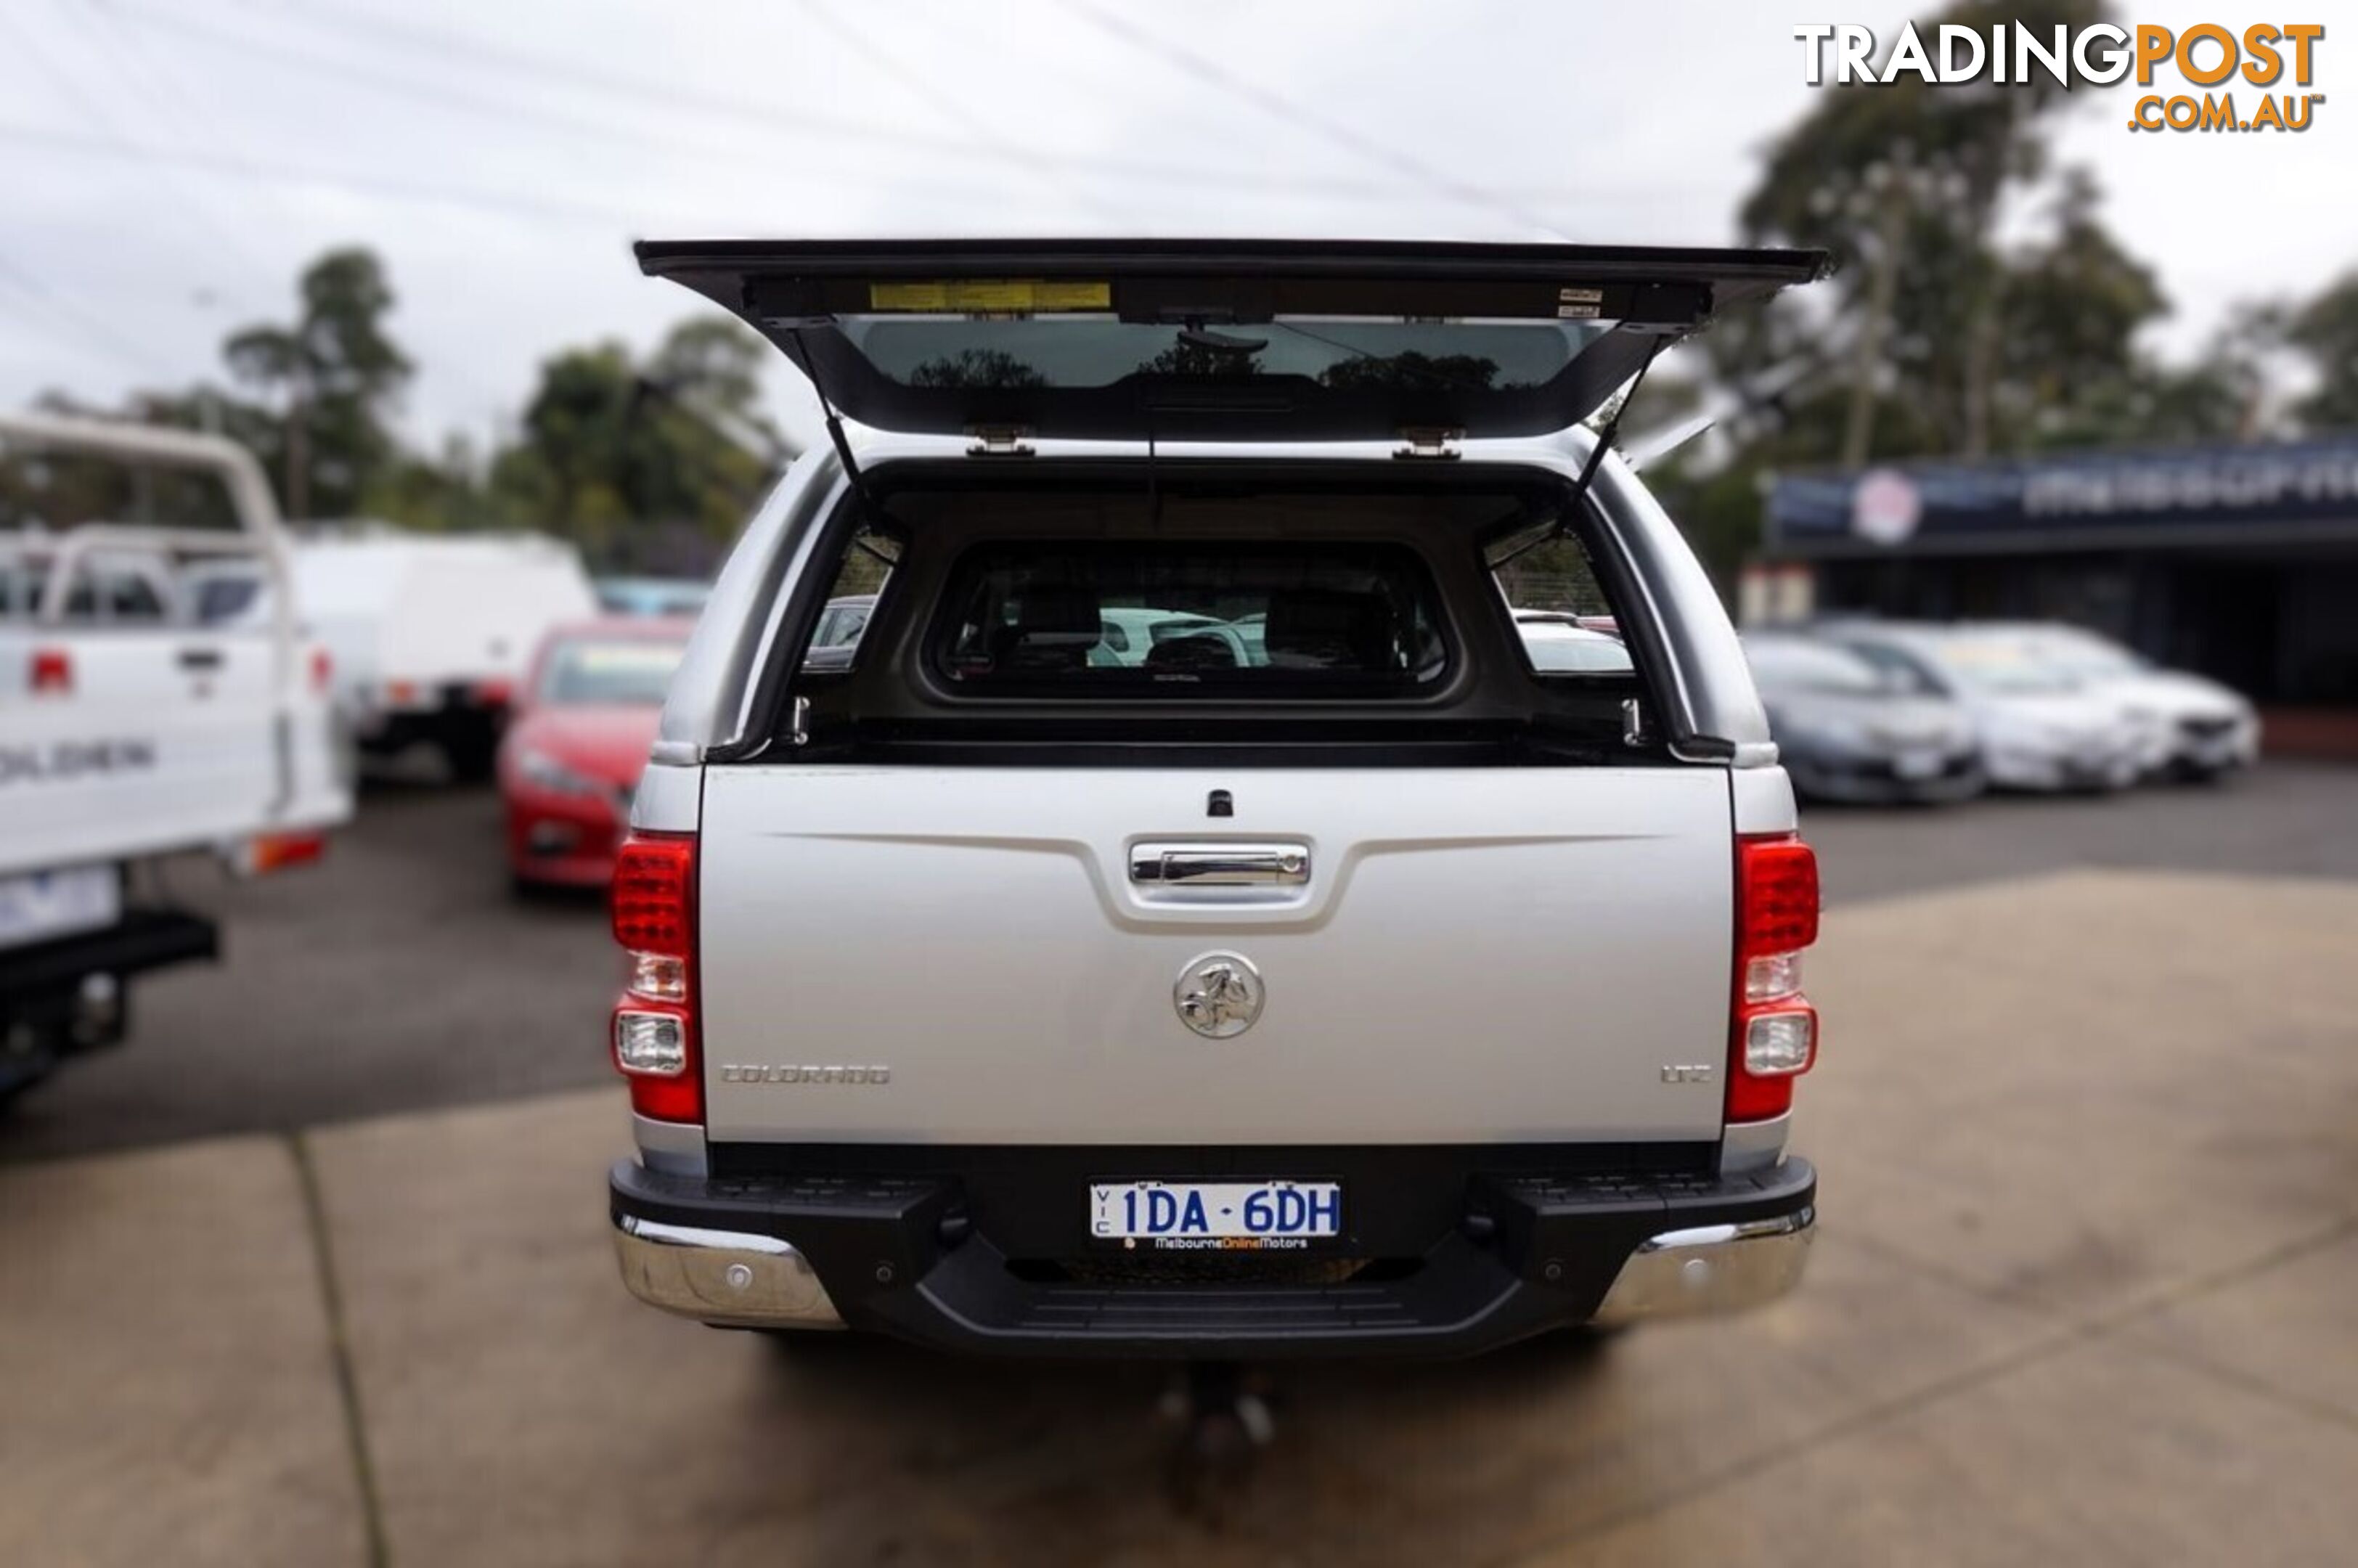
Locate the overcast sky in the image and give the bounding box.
[2,0,2351,456]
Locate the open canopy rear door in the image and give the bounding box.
[637,238,1827,444]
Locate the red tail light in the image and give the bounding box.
[611,833,701,1123]
[1729,833,1820,1123]
[245,830,327,875]
[1738,838,1819,957]
[29,647,72,695]
[309,646,334,694]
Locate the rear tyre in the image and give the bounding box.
[0,1039,61,1112]
[441,730,498,785]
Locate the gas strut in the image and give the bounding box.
[1491,332,1670,568]
[788,324,899,564]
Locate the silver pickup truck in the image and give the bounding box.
[606,240,1829,1357]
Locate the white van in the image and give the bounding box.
[197,528,599,780]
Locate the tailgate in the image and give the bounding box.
[698,765,1734,1146]
[0,628,332,875]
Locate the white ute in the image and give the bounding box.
[0,411,351,1102]
[605,240,1829,1357]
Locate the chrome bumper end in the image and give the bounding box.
[1591,1206,1816,1326]
[611,1214,846,1330]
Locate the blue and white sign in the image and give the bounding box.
[1771,437,2358,548]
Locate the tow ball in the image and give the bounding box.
[1160,1360,1278,1512]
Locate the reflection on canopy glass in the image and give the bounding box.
[1521,624,1633,675]
[839,318,1608,392]
[935,540,1448,695]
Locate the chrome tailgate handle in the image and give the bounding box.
[1130,842,1310,887]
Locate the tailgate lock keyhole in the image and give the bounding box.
[1207,789,1233,818]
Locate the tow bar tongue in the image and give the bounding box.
[1162,1361,1279,1515]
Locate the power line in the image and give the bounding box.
[0,117,754,232]
[19,11,588,429]
[0,248,181,379]
[223,0,971,154]
[0,7,192,384]
[69,0,541,429]
[108,4,808,171]
[3,4,282,298]
[222,0,1582,209]
[221,0,1141,181]
[1051,0,1574,239]
[102,4,1044,216]
[81,0,315,274]
[792,0,1129,224]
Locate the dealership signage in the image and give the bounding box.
[1768,438,2358,550]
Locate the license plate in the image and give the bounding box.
[1892,749,1943,780]
[0,865,120,952]
[1090,1180,1342,1249]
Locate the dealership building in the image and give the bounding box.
[1758,437,2358,744]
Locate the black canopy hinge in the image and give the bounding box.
[1392,427,1464,461]
[965,425,1036,457]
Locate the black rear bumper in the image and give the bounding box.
[0,905,219,1004]
[0,908,219,1096]
[609,1153,1816,1359]
[0,907,219,997]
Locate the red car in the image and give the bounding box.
[499,618,694,890]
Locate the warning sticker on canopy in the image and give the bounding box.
[868,279,1112,314]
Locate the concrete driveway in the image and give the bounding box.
[7,866,2357,1566]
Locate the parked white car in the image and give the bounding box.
[602,237,1831,1360]
[1999,624,2259,780]
[1831,624,2145,792]
[1742,632,1983,804]
[0,411,351,1102]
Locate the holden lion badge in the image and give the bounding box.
[1174,952,1265,1039]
